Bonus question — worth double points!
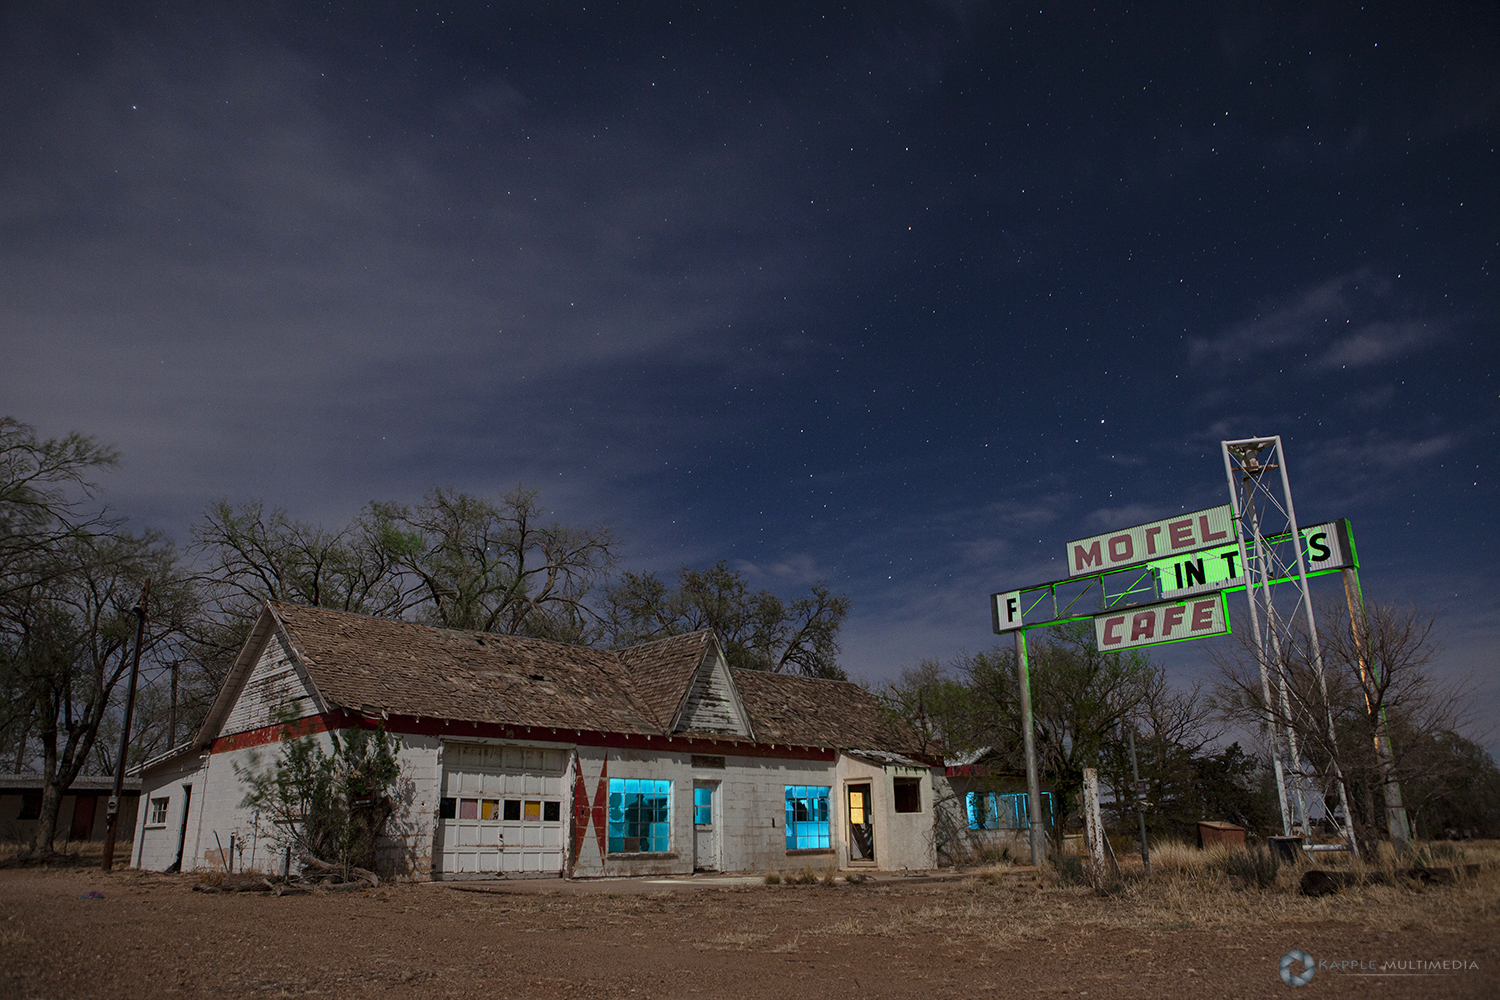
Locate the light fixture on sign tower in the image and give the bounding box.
[1221,436,1357,855]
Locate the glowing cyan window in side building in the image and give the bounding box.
[966,791,1054,830]
[785,785,831,849]
[608,778,671,853]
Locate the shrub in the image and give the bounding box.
[237,726,402,873]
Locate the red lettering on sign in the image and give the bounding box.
[1191,599,1216,631]
[1109,534,1134,563]
[1144,526,1163,555]
[1162,604,1186,632]
[1198,515,1228,542]
[1102,616,1126,645]
[1130,611,1156,642]
[1168,519,1194,549]
[1074,541,1103,571]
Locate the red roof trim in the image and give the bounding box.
[211,712,838,762]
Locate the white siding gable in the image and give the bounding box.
[219,629,320,737]
[673,648,750,737]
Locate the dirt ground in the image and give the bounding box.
[1,863,1496,1000]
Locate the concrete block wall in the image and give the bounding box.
[834,756,939,872]
[570,746,847,877]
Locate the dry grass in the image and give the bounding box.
[0,840,106,868]
[792,839,1500,952]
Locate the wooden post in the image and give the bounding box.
[1083,767,1108,887]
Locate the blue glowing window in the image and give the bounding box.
[966,791,1055,830]
[693,786,713,825]
[607,778,671,853]
[784,785,831,850]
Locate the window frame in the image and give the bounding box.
[147,796,170,826]
[892,777,922,813]
[607,778,672,855]
[783,785,832,851]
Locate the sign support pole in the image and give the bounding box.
[1015,628,1047,866]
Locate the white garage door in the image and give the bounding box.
[438,743,569,878]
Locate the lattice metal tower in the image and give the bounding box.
[1221,436,1358,855]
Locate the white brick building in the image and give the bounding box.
[133,602,940,879]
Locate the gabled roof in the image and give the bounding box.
[614,631,714,730]
[198,602,925,758]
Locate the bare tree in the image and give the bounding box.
[3,530,197,856]
[1212,596,1471,850]
[601,560,850,678]
[369,487,617,642]
[959,625,1156,845]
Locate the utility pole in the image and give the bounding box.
[169,661,179,750]
[1015,629,1047,866]
[102,579,149,872]
[1125,722,1149,875]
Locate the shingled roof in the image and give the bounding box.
[209,602,923,757]
[730,668,922,757]
[264,602,665,735]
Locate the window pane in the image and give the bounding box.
[504,799,521,821]
[481,800,498,821]
[606,778,672,853]
[543,801,560,822]
[459,799,478,820]
[783,786,830,850]
[524,800,541,821]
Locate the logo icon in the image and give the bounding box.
[1280,950,1315,986]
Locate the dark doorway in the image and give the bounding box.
[847,783,874,862]
[166,785,192,873]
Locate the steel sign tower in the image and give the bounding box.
[1221,436,1358,855]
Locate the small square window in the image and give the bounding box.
[439,797,457,819]
[459,798,478,820]
[543,801,560,822]
[524,800,542,821]
[149,797,169,825]
[481,799,499,821]
[503,799,521,821]
[893,778,922,813]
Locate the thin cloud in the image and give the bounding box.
[1317,320,1438,369]
[1189,272,1372,366]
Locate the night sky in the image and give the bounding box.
[2,3,1495,740]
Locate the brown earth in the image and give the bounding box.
[1,864,1496,1000]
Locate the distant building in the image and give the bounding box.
[935,748,1056,865]
[134,602,940,879]
[0,774,140,847]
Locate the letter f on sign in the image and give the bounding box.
[993,591,1024,632]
